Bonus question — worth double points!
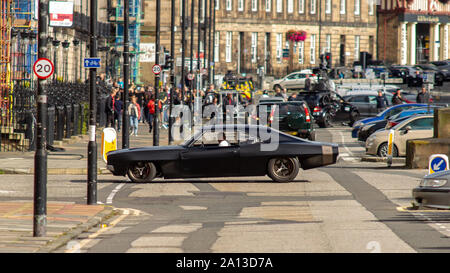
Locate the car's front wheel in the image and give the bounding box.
[267,157,300,182]
[127,161,157,183]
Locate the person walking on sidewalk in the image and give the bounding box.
[105,88,117,128]
[114,93,123,132]
[147,94,155,133]
[128,95,141,136]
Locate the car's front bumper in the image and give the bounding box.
[365,137,378,156]
[413,187,450,209]
[352,126,361,138]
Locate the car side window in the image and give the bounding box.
[287,74,298,80]
[350,96,367,103]
[405,118,434,130]
[368,96,377,104]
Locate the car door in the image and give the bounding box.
[180,131,240,177]
[283,73,298,89]
[348,95,370,117]
[367,95,378,116]
[395,117,434,155]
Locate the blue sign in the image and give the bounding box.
[431,157,447,173]
[84,58,101,68]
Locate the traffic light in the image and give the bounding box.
[162,48,171,70]
[325,53,331,69]
[319,54,326,70]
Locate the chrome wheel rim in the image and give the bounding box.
[129,162,151,181]
[273,158,295,179]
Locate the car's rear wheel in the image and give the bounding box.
[318,113,331,128]
[377,142,398,157]
[267,157,300,182]
[127,161,157,183]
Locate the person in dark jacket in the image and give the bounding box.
[113,93,123,132]
[304,74,311,91]
[416,87,430,103]
[376,90,389,113]
[392,89,406,105]
[105,88,118,128]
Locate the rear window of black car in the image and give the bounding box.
[258,103,305,115]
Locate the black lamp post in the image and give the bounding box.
[62,40,70,82]
[52,39,60,82]
[73,39,80,81]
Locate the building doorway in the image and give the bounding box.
[416,23,430,64]
[339,35,346,66]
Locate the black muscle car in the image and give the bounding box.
[106,124,339,183]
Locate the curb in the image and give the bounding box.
[361,156,406,164]
[0,168,111,175]
[37,205,116,253]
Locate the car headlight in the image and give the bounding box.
[362,124,374,131]
[420,178,448,188]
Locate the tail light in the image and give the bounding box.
[386,121,399,129]
[304,104,311,122]
[313,106,321,113]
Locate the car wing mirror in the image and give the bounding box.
[403,126,412,134]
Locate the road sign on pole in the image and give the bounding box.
[84,57,101,68]
[429,154,449,174]
[33,58,54,80]
[152,64,162,75]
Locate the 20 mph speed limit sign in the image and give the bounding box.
[33,58,54,80]
[152,64,162,75]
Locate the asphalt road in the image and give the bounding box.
[3,124,434,253]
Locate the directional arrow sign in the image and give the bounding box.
[429,154,449,174]
[84,57,101,68]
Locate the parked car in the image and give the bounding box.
[411,64,445,86]
[357,107,437,141]
[351,103,428,138]
[365,114,434,157]
[272,71,318,90]
[389,65,419,84]
[431,60,450,80]
[296,91,360,128]
[257,101,315,140]
[413,169,450,209]
[343,91,394,117]
[106,124,339,183]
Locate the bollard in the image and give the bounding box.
[73,104,80,136]
[47,106,55,145]
[65,104,72,139]
[55,106,65,140]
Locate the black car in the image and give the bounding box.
[106,124,339,183]
[357,116,409,142]
[296,91,360,128]
[411,64,445,86]
[257,101,316,140]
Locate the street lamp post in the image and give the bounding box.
[73,39,80,81]
[168,0,176,145]
[52,39,60,82]
[154,0,161,146]
[62,40,70,82]
[122,0,130,149]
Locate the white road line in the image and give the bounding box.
[106,183,125,204]
[339,131,354,157]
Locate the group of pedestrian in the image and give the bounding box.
[374,86,431,113]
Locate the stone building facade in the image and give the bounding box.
[141,0,378,83]
[377,0,450,65]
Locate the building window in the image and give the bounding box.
[287,0,293,13]
[238,0,244,11]
[252,0,258,11]
[310,34,316,64]
[276,33,282,63]
[325,0,331,14]
[298,0,304,13]
[368,0,374,15]
[354,35,360,61]
[226,0,232,11]
[310,0,316,14]
[226,32,232,62]
[354,0,360,15]
[340,0,345,14]
[251,33,258,63]
[276,0,282,13]
[214,32,220,62]
[265,0,271,11]
[215,0,220,10]
[326,34,331,53]
[298,41,304,64]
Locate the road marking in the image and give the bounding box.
[339,131,354,157]
[65,208,131,253]
[106,183,125,204]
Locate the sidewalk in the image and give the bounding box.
[0,122,171,175]
[0,201,114,253]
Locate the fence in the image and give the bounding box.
[0,81,110,152]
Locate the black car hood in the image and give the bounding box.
[107,145,185,156]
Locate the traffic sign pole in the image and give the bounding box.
[34,0,49,237]
[87,0,98,205]
[154,0,161,147]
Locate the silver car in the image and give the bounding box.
[413,170,450,209]
[272,72,317,90]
